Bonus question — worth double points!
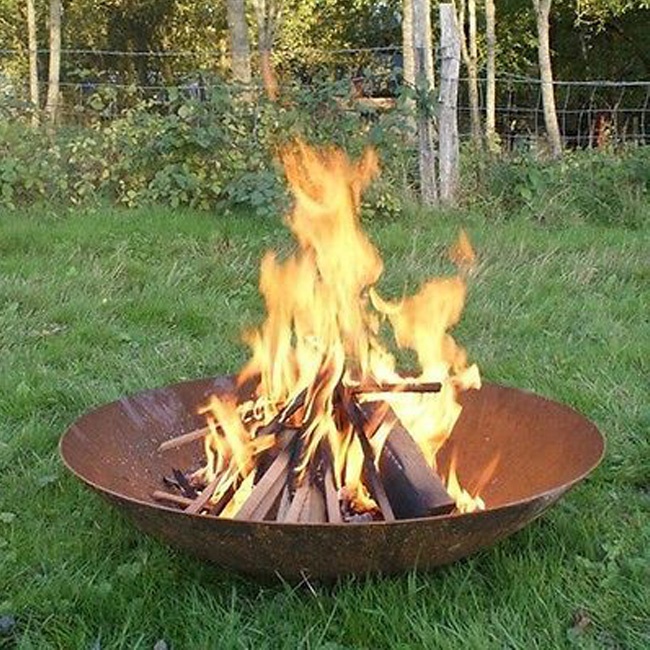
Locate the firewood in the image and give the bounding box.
[163,468,198,499]
[276,484,291,521]
[281,479,326,523]
[377,417,455,518]
[234,444,293,521]
[351,381,442,395]
[157,426,211,453]
[282,481,311,523]
[184,474,235,515]
[152,490,194,508]
[323,460,342,523]
[255,388,307,437]
[338,391,395,522]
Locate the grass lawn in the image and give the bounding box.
[0,203,648,649]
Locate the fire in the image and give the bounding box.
[197,141,485,519]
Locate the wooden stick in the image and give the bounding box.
[323,460,342,523]
[158,426,211,452]
[301,481,326,523]
[282,481,311,523]
[255,388,307,437]
[152,490,193,508]
[276,484,291,521]
[184,474,227,515]
[234,444,293,521]
[157,388,307,454]
[350,381,442,395]
[339,391,395,522]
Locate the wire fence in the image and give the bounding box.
[1,47,648,149]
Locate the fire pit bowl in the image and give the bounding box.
[60,377,604,581]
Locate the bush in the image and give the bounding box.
[1,82,647,228]
[463,146,649,228]
[0,80,412,218]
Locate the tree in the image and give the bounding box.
[532,0,563,157]
[44,0,61,124]
[456,0,481,144]
[226,0,252,85]
[402,0,414,90]
[253,0,281,100]
[26,0,39,125]
[485,0,497,150]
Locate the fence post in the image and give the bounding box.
[412,0,438,205]
[438,3,460,205]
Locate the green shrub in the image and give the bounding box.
[464,146,649,228]
[1,81,648,228]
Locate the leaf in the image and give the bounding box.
[0,512,16,524]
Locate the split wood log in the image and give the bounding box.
[234,438,295,521]
[281,480,326,523]
[323,459,342,524]
[377,416,455,518]
[339,391,395,522]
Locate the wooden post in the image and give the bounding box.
[412,0,438,205]
[438,4,461,205]
[26,0,39,126]
[485,0,498,152]
[44,0,61,125]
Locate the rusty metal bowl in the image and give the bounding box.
[60,377,604,581]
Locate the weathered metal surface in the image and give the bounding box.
[59,378,604,581]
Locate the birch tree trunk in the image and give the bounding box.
[402,0,415,91]
[44,0,61,125]
[26,0,39,126]
[467,0,481,142]
[485,0,497,150]
[438,4,461,204]
[226,0,252,85]
[532,0,562,157]
[456,0,481,144]
[412,0,438,205]
[254,0,280,101]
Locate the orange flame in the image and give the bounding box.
[198,142,484,516]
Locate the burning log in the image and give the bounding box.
[282,480,326,523]
[156,389,306,454]
[234,434,296,521]
[323,457,342,524]
[351,381,442,395]
[184,474,236,516]
[339,390,396,522]
[378,418,455,518]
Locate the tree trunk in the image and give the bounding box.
[402,0,415,90]
[412,0,438,205]
[485,0,497,150]
[533,0,562,157]
[438,3,461,204]
[226,0,252,85]
[456,0,481,144]
[44,0,61,125]
[467,0,481,143]
[26,0,39,126]
[254,0,280,100]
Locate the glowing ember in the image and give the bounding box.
[192,141,487,520]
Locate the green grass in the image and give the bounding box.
[0,203,648,649]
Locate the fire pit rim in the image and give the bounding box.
[59,378,605,528]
